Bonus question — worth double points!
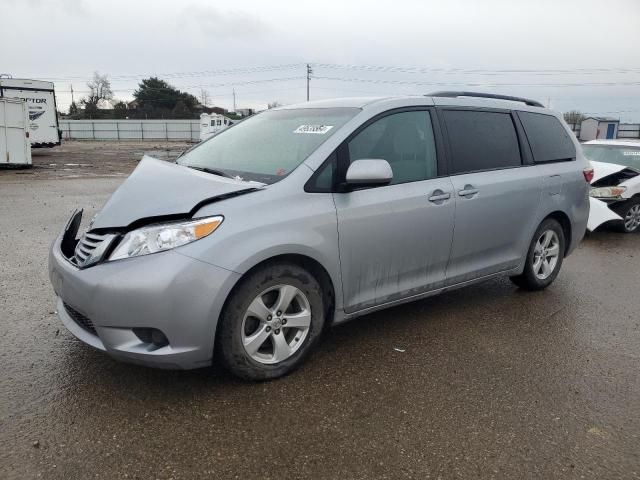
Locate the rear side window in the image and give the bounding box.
[518,112,576,163]
[443,110,522,174]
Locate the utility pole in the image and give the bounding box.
[70,84,74,104]
[306,64,312,101]
[232,88,236,112]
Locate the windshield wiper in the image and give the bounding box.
[186,165,235,179]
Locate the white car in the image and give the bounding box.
[584,140,640,233]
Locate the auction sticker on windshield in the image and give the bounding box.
[293,125,334,134]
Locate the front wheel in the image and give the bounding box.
[217,263,325,380]
[510,218,565,291]
[615,198,640,233]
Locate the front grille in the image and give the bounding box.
[72,232,110,267]
[63,303,97,335]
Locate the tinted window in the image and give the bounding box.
[519,112,576,163]
[443,110,522,174]
[347,110,437,184]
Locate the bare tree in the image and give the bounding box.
[199,89,211,107]
[267,101,282,109]
[563,110,586,126]
[81,71,113,111]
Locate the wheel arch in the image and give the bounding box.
[544,210,572,256]
[220,253,337,330]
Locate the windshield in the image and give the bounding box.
[582,144,640,170]
[178,108,359,184]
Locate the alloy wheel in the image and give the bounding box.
[624,204,640,232]
[241,284,312,364]
[533,230,560,280]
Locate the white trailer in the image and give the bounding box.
[0,98,32,167]
[0,77,60,148]
[200,113,233,141]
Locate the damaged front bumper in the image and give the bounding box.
[587,197,623,231]
[49,219,241,370]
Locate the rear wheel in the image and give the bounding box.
[614,198,640,233]
[510,218,565,291]
[217,263,325,380]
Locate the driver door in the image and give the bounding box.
[332,109,456,313]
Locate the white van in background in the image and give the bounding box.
[199,112,233,142]
[0,77,61,148]
[0,98,32,167]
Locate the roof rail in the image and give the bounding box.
[427,91,544,108]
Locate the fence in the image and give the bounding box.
[59,119,200,142]
[617,124,640,139]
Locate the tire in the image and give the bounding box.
[613,198,640,233]
[510,218,565,291]
[217,262,325,381]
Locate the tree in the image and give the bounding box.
[81,71,113,110]
[112,101,128,119]
[199,89,211,107]
[133,77,198,118]
[68,101,78,115]
[268,101,282,109]
[564,110,586,126]
[172,100,190,119]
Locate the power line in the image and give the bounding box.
[313,63,640,76]
[312,75,640,88]
[58,76,305,94]
[38,64,304,82]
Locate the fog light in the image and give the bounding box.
[133,328,169,348]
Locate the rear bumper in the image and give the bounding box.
[49,233,241,369]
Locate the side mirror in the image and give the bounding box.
[345,159,393,188]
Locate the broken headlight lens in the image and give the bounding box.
[109,216,223,261]
[589,186,627,198]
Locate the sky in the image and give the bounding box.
[2,0,640,121]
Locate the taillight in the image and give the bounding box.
[583,167,594,183]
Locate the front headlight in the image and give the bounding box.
[590,186,627,198]
[109,216,223,261]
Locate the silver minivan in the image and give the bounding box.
[49,92,591,380]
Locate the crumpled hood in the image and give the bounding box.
[590,160,639,184]
[91,156,262,229]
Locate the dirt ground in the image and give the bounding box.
[1,141,639,479]
[1,140,192,180]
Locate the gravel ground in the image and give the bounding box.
[0,142,639,479]
[2,140,191,180]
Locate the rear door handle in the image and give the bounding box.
[458,185,479,197]
[428,191,451,203]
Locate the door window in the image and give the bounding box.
[518,112,576,162]
[347,110,438,184]
[443,110,522,174]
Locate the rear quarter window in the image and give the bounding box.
[518,112,576,163]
